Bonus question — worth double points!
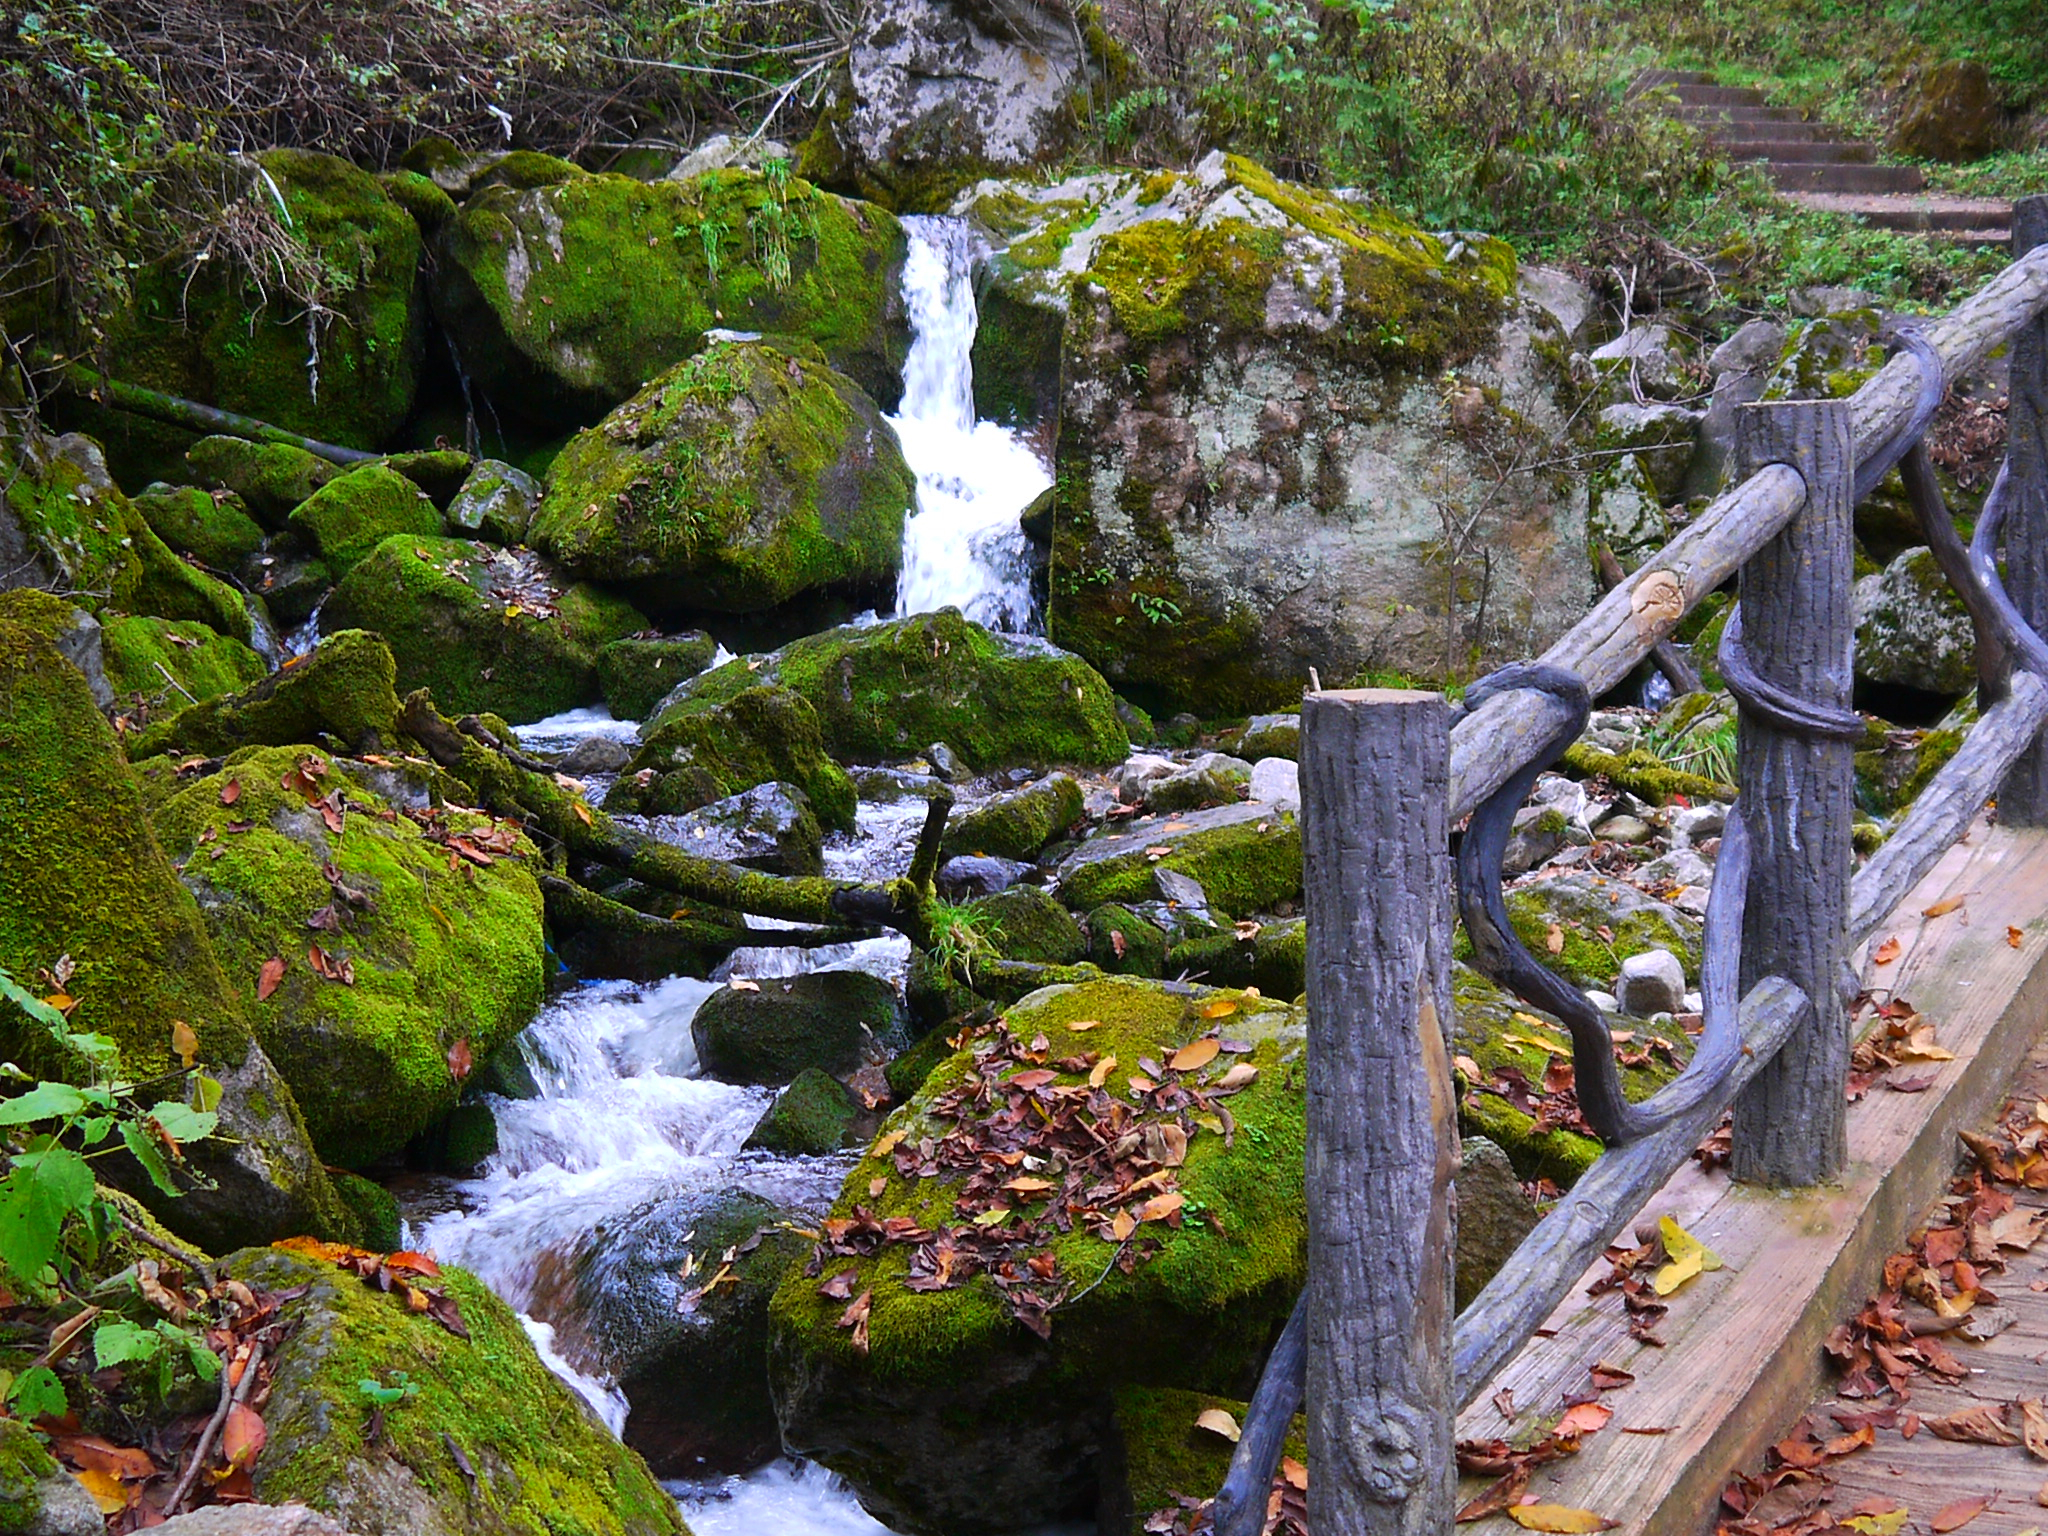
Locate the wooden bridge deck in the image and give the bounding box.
[1454,820,2048,1535]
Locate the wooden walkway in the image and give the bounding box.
[1454,820,2048,1535]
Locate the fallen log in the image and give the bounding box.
[48,360,378,466]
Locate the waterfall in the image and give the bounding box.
[889,216,1050,634]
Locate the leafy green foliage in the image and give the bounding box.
[927,902,1004,987]
[357,1369,421,1407]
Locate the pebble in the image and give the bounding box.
[1617,949,1686,1017]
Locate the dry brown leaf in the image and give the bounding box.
[1280,1458,1307,1491]
[838,1289,872,1354]
[2011,926,2027,949]
[1194,1408,1241,1443]
[1089,1054,1118,1088]
[447,1038,473,1083]
[1873,937,1902,965]
[1545,923,1565,955]
[1932,1494,1993,1533]
[1556,1401,1613,1438]
[1508,1505,1618,1533]
[1216,1063,1260,1090]
[1924,1404,2020,1447]
[1135,1191,1185,1223]
[1066,1020,1101,1032]
[1924,895,1969,919]
[1171,1038,1221,1071]
[219,778,242,807]
[1457,1465,1531,1524]
[2021,1399,2048,1462]
[728,976,761,992]
[171,1018,198,1069]
[256,955,285,1001]
[220,1402,266,1471]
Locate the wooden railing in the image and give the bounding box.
[1216,195,2048,1535]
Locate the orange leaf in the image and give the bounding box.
[52,1433,154,1481]
[1170,1038,1221,1071]
[1110,1209,1137,1241]
[385,1251,442,1277]
[448,1038,474,1082]
[1066,1020,1101,1032]
[1508,1505,1620,1533]
[219,1403,266,1472]
[1556,1402,1613,1438]
[171,1018,198,1069]
[573,802,593,826]
[1924,895,1968,919]
[1931,1495,1994,1533]
[256,956,285,1000]
[2010,926,2025,949]
[1135,1191,1185,1223]
[1200,998,1238,1019]
[1281,1457,1308,1491]
[219,778,242,807]
[1872,937,1902,966]
[1545,924,1565,955]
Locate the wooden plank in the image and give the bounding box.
[2001,196,2048,824]
[1454,825,2048,1536]
[1299,688,1457,1532]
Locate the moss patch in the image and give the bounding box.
[287,462,445,577]
[941,773,1084,862]
[612,683,858,831]
[596,633,718,720]
[100,615,267,711]
[132,485,268,568]
[131,628,403,760]
[1058,816,1302,918]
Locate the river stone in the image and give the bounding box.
[444,458,541,544]
[0,1403,118,1536]
[1590,324,1692,400]
[238,537,333,629]
[185,437,338,524]
[286,462,444,578]
[128,628,403,762]
[150,1508,354,1536]
[598,633,719,721]
[133,485,269,570]
[940,772,1084,861]
[1455,1137,1537,1310]
[965,155,1590,714]
[99,615,267,716]
[1855,546,1976,697]
[798,0,1096,211]
[692,970,907,1084]
[1144,753,1251,813]
[1057,807,1301,918]
[746,1068,861,1154]
[559,736,633,775]
[936,855,1030,899]
[609,684,858,832]
[968,884,1086,965]
[1616,949,1687,1017]
[1247,757,1300,812]
[649,781,824,877]
[226,1247,685,1536]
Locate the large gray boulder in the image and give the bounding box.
[1855,546,1976,697]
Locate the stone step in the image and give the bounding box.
[1720,138,1875,163]
[1673,104,1818,127]
[1625,68,1715,98]
[1665,82,1768,107]
[1686,115,1840,142]
[1766,160,1928,194]
[1782,190,2014,234]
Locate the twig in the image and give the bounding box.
[164,1339,256,1517]
[154,660,200,707]
[118,1212,218,1292]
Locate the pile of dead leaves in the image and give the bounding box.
[1455,1361,1646,1530]
[271,1237,467,1340]
[803,1009,1267,1343]
[1718,1414,1902,1536]
[1844,993,1955,1101]
[1142,1453,1308,1535]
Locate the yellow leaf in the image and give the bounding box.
[1066,1020,1102,1032]
[1652,1215,1723,1297]
[1194,1408,1242,1443]
[1200,998,1238,1019]
[1508,1505,1618,1533]
[74,1468,127,1515]
[1505,1032,1570,1057]
[1135,1191,1185,1222]
[1110,1209,1137,1241]
[872,1130,905,1159]
[973,1208,1010,1227]
[1170,1037,1221,1071]
[573,801,594,826]
[1843,1510,1909,1536]
[1089,1054,1118,1088]
[171,1019,198,1069]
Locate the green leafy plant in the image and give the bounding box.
[357,1369,421,1408]
[1133,592,1182,627]
[927,903,1004,986]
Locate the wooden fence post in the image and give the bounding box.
[1730,399,1857,1186]
[1299,689,1456,1533]
[1999,194,2048,823]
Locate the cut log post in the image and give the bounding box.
[1299,689,1456,1533]
[1730,399,1857,1187]
[2000,195,2048,823]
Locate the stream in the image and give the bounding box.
[405,219,1082,1533]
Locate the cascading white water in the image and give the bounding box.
[890,216,1050,634]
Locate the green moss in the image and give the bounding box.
[532,341,911,612]
[434,167,908,415]
[287,462,444,576]
[597,634,719,720]
[325,534,645,722]
[232,1248,686,1536]
[1059,816,1302,917]
[1106,1384,1305,1536]
[1560,742,1736,806]
[185,435,337,523]
[1087,903,1167,977]
[942,774,1085,861]
[132,485,268,568]
[332,1171,403,1252]
[151,746,545,1167]
[100,615,267,709]
[613,684,858,831]
[381,168,459,233]
[1859,725,1966,814]
[0,1416,61,1534]
[131,628,403,761]
[1167,918,1305,1000]
[692,968,902,1084]
[968,886,1086,965]
[885,1024,966,1102]
[745,1067,859,1154]
[661,609,1128,771]
[1494,876,1701,989]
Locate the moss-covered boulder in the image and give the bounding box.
[1497,873,1701,990]
[286,462,444,577]
[446,458,541,545]
[657,610,1127,771]
[384,449,474,508]
[84,151,423,479]
[577,1190,813,1478]
[0,1414,102,1534]
[1057,811,1302,917]
[0,588,356,1251]
[100,615,267,711]
[151,746,545,1167]
[229,1246,687,1536]
[1167,917,1306,1001]
[1100,1384,1306,1536]
[746,1068,862,1154]
[692,969,906,1085]
[1085,903,1168,977]
[941,773,1083,862]
[598,633,719,720]
[186,436,338,524]
[610,684,857,832]
[961,154,1589,712]
[968,885,1087,965]
[130,628,403,761]
[333,1170,403,1252]
[132,485,269,569]
[1855,546,1976,698]
[532,340,912,614]
[325,534,645,721]
[769,976,1306,1535]
[653,782,825,877]
[239,536,334,630]
[432,166,909,420]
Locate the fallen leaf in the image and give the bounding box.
[52,1434,154,1481]
[219,778,242,806]
[1089,1055,1118,1088]
[1235,920,1261,940]
[1457,1465,1531,1523]
[1873,937,1902,965]
[1280,1458,1307,1491]
[2022,1399,2048,1462]
[2011,927,2026,949]
[1588,1362,1636,1391]
[1546,924,1566,955]
[1924,895,1969,919]
[1171,1038,1221,1071]
[1135,1191,1185,1223]
[171,1018,198,1069]
[1216,1063,1260,1090]
[837,1289,872,1354]
[256,956,285,1000]
[1195,1408,1241,1443]
[1653,1216,1723,1297]
[447,1038,473,1083]
[220,1402,266,1471]
[1556,1402,1613,1438]
[1200,999,1238,1019]
[1066,1020,1101,1032]
[72,1467,127,1515]
[1932,1494,1993,1533]
[573,802,593,827]
[1924,1404,2020,1446]
[1508,1505,1618,1533]
[1842,1509,1909,1536]
[728,977,761,992]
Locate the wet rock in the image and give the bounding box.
[227,1247,684,1536]
[597,634,719,722]
[1166,917,1307,1000]
[1237,713,1299,760]
[692,970,906,1084]
[286,462,444,578]
[936,855,1029,899]
[100,615,267,715]
[1247,757,1300,811]
[444,459,540,545]
[1892,59,2006,162]
[653,782,825,877]
[769,977,1307,1535]
[1672,802,1728,847]
[1455,1137,1537,1310]
[925,742,968,782]
[1057,807,1301,918]
[611,685,858,832]
[1144,753,1251,813]
[941,773,1083,861]
[331,1171,402,1253]
[151,745,545,1169]
[150,1507,354,1536]
[238,538,333,630]
[1855,546,1976,697]
[533,340,912,616]
[130,628,403,760]
[747,1068,861,1154]
[1616,949,1686,1017]
[968,885,1086,965]
[326,535,645,721]
[559,736,634,775]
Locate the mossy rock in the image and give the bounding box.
[325,534,645,722]
[1855,546,1976,697]
[86,150,424,481]
[1496,873,1701,990]
[100,615,267,712]
[940,773,1083,862]
[655,781,824,876]
[287,462,444,577]
[691,969,905,1085]
[333,1170,403,1252]
[0,589,355,1251]
[132,485,268,568]
[1086,903,1168,977]
[885,1023,968,1102]
[769,975,1307,1535]
[229,1246,687,1536]
[597,633,718,721]
[1102,1384,1306,1536]
[577,1190,813,1478]
[745,1067,861,1154]
[1058,814,1302,918]
[383,449,474,508]
[186,436,338,524]
[966,885,1087,965]
[610,684,857,832]
[432,166,909,421]
[446,459,542,545]
[0,1413,101,1535]
[1167,918,1305,1001]
[239,536,335,629]
[151,746,545,1167]
[532,340,911,614]
[657,609,1127,771]
[130,628,403,761]
[1858,722,1967,815]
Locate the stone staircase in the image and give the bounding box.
[1631,68,2013,245]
